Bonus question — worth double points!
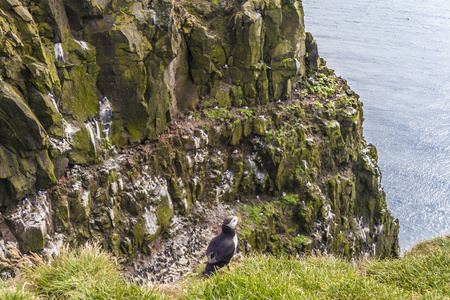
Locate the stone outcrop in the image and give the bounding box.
[0,0,399,275]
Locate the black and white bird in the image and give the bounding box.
[203,216,242,276]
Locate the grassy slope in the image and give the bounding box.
[0,243,170,300]
[0,236,448,299]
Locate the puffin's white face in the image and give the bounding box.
[224,216,242,229]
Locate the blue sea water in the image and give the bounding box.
[303,0,450,251]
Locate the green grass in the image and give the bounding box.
[0,236,448,299]
[0,284,37,300]
[361,236,450,298]
[182,235,450,299]
[0,243,168,300]
[361,251,449,298]
[182,256,413,299]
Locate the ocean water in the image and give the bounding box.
[303,0,450,251]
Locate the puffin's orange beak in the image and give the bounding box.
[237,216,242,223]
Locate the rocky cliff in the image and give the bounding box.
[0,0,399,280]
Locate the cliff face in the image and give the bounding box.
[0,0,399,265]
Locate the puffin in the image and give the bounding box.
[202,215,242,276]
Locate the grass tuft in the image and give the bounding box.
[406,235,450,256]
[24,243,119,299]
[0,283,38,300]
[1,242,168,300]
[361,240,450,298]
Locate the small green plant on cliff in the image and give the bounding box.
[188,111,200,121]
[286,103,298,114]
[282,193,298,205]
[238,108,253,121]
[293,234,311,247]
[325,100,336,109]
[312,100,323,108]
[237,201,277,240]
[335,95,356,110]
[264,125,300,149]
[239,201,276,223]
[119,7,131,14]
[265,129,282,142]
[205,107,232,119]
[306,77,337,98]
